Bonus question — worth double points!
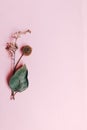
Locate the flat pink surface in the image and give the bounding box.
[0,0,87,130]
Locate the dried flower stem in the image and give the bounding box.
[13,53,24,73]
[10,91,17,100]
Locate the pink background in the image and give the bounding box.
[0,0,87,129]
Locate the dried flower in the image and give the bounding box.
[11,29,31,40]
[6,29,32,100]
[21,45,32,56]
[6,42,18,56]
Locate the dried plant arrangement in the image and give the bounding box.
[6,29,32,100]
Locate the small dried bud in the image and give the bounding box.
[21,45,32,56]
[6,42,18,56]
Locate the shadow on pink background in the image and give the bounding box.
[0,0,87,130]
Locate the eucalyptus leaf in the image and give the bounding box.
[9,65,29,92]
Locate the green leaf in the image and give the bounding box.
[9,65,29,92]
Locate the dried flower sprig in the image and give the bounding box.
[6,29,31,57]
[6,42,18,58]
[12,29,31,42]
[6,29,32,100]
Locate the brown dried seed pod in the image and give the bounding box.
[21,45,32,56]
